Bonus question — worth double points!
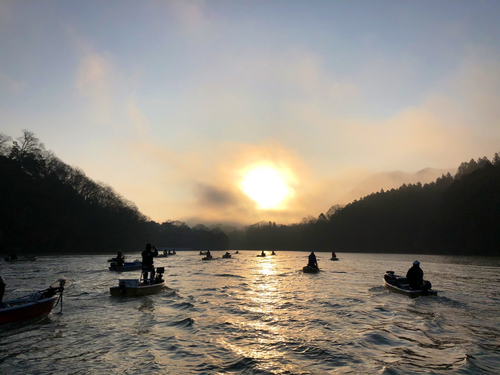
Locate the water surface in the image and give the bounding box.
[1,251,499,374]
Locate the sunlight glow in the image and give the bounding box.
[241,167,290,209]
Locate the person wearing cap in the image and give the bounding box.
[141,244,158,283]
[406,260,424,290]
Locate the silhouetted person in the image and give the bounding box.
[141,244,158,283]
[261,251,266,256]
[116,251,125,267]
[406,260,424,290]
[308,252,318,269]
[0,276,5,306]
[332,251,336,258]
[206,250,212,258]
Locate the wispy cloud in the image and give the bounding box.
[76,52,112,123]
[0,72,26,94]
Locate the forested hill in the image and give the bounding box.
[233,153,500,255]
[0,131,229,255]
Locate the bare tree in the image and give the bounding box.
[0,133,12,156]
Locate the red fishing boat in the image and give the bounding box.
[0,278,68,325]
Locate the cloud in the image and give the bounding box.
[126,95,149,139]
[194,183,237,207]
[76,52,111,122]
[0,72,26,94]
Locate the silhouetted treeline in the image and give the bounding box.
[0,130,229,254]
[229,153,500,255]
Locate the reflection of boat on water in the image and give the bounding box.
[109,260,142,272]
[383,271,437,298]
[303,266,320,273]
[110,267,166,297]
[1,278,69,325]
[4,255,37,262]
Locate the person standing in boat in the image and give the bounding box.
[332,251,336,258]
[308,252,318,269]
[141,244,158,283]
[406,260,424,290]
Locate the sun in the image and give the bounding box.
[241,167,290,209]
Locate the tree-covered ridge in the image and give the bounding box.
[0,130,229,254]
[230,153,500,255]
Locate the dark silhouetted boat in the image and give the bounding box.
[109,260,142,272]
[303,266,320,273]
[383,271,437,297]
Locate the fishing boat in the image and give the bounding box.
[383,271,437,297]
[4,255,37,262]
[1,278,69,325]
[202,256,214,260]
[303,266,320,273]
[222,252,231,259]
[109,260,142,272]
[256,252,266,257]
[330,257,339,261]
[110,267,166,297]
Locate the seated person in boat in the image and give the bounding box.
[406,260,424,290]
[308,252,318,269]
[332,251,336,258]
[206,250,212,258]
[116,251,125,267]
[271,251,276,255]
[141,244,159,283]
[261,251,266,256]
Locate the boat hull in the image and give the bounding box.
[303,266,320,273]
[330,257,339,261]
[110,280,166,297]
[0,297,57,325]
[109,262,143,272]
[383,274,437,297]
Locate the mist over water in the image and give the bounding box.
[1,252,499,374]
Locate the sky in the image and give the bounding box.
[1,0,500,226]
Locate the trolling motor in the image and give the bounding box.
[47,277,70,313]
[155,267,165,283]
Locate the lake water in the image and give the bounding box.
[1,251,499,374]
